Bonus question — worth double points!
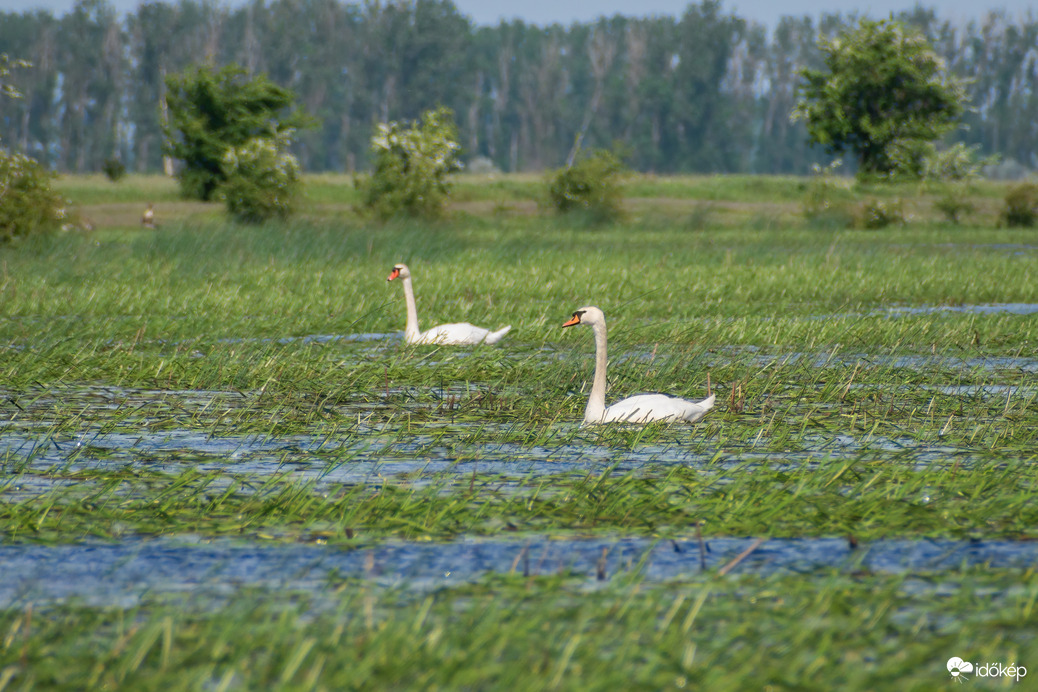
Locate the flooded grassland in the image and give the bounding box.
[1,197,1037,688]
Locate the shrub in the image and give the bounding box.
[356,106,462,221]
[0,148,66,244]
[546,148,627,223]
[922,143,992,181]
[467,155,500,175]
[857,197,905,229]
[218,132,301,224]
[933,186,974,224]
[102,156,127,182]
[1000,183,1038,228]
[884,140,995,182]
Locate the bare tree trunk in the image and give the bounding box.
[159,68,174,176]
[625,22,646,142]
[567,26,616,166]
[467,71,481,155]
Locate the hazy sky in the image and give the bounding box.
[3,0,1034,30]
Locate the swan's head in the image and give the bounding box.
[563,306,605,328]
[387,263,411,282]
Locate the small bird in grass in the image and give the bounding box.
[142,203,156,229]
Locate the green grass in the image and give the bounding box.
[1,174,1037,689]
[2,458,1037,544]
[3,571,1036,690]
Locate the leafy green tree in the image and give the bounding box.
[793,18,968,178]
[356,105,462,220]
[164,63,310,201]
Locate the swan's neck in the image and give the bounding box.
[401,276,421,341]
[585,321,608,423]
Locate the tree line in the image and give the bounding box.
[0,0,1035,176]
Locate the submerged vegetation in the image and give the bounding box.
[1,173,1037,688]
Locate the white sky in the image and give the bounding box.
[3,0,1034,30]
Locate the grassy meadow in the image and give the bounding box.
[0,172,1036,689]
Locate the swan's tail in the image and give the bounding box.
[484,325,512,344]
[685,394,716,422]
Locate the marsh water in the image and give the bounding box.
[4,536,1037,608]
[3,333,1037,606]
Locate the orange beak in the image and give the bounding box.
[562,314,581,328]
[387,268,400,282]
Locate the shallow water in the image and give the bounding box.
[705,346,1038,374]
[873,303,1038,317]
[2,341,1033,605]
[2,535,1035,607]
[0,418,1003,497]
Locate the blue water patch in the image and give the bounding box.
[1,535,1035,607]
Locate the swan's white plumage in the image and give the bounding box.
[388,263,511,345]
[409,321,512,346]
[563,306,714,425]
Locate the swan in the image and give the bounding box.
[563,306,715,424]
[387,263,512,345]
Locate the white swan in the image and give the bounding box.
[387,263,512,345]
[563,306,715,424]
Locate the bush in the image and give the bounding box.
[218,132,301,224]
[922,143,992,181]
[933,186,974,224]
[857,197,905,229]
[356,106,462,221]
[467,155,500,175]
[1000,183,1038,228]
[0,148,66,244]
[102,156,127,182]
[546,148,627,223]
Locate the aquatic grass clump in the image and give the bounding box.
[2,569,1036,689]
[3,455,1038,545]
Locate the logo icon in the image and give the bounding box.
[948,657,974,681]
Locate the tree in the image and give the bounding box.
[163,63,310,200]
[793,18,968,178]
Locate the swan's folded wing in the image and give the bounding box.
[602,393,714,424]
[417,322,491,345]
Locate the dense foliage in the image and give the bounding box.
[546,149,628,223]
[219,132,301,223]
[0,148,66,243]
[1000,183,1038,228]
[793,19,968,178]
[356,106,462,220]
[0,2,1035,176]
[164,64,309,201]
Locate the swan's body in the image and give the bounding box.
[563,306,715,425]
[387,264,511,345]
